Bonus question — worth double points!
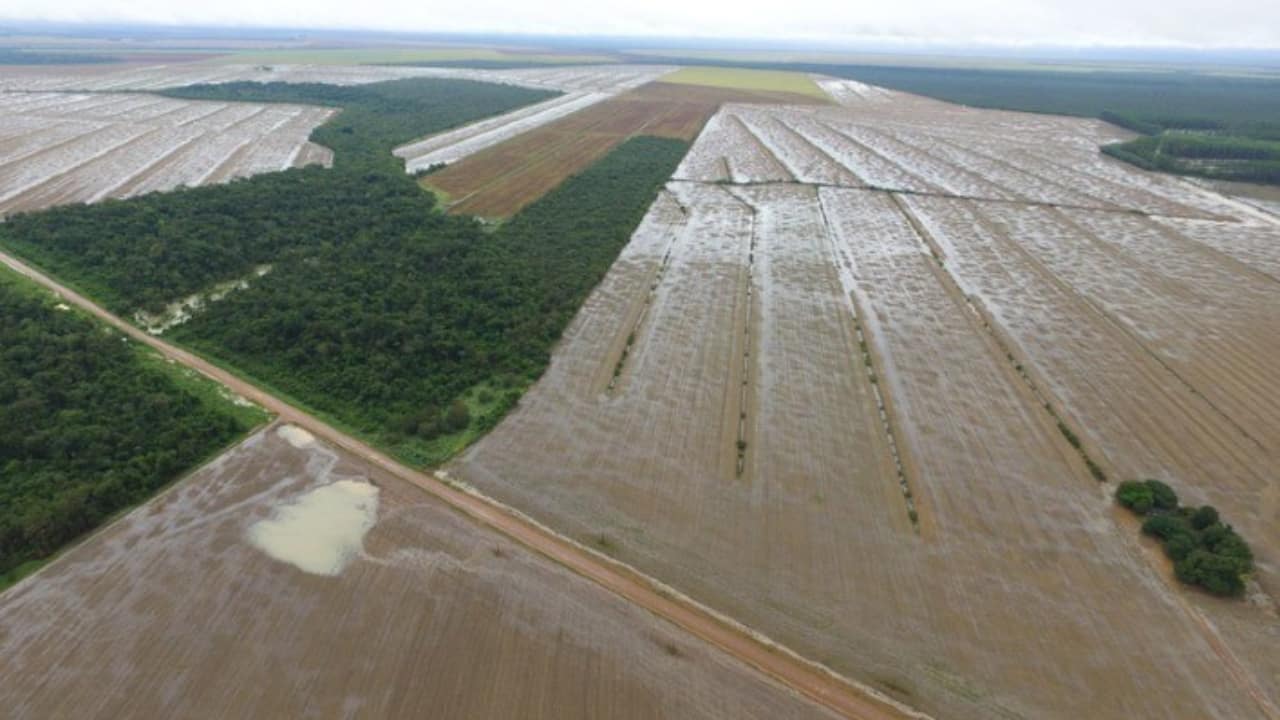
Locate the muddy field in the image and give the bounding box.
[423,81,827,217]
[0,424,837,719]
[455,87,1280,719]
[0,91,332,215]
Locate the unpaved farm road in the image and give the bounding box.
[0,247,923,720]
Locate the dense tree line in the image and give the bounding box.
[0,79,555,313]
[0,277,252,580]
[170,135,686,457]
[1116,479,1255,597]
[0,78,687,465]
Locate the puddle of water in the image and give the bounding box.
[247,480,379,576]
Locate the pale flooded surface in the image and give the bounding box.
[0,426,834,719]
[247,479,379,576]
[456,93,1280,720]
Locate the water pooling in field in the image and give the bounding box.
[247,479,379,576]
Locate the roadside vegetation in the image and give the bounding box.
[0,78,687,467]
[1115,479,1255,597]
[0,269,265,589]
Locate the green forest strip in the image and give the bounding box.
[0,78,688,469]
[0,268,269,587]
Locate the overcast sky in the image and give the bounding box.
[4,0,1278,49]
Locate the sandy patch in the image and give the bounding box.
[276,425,314,448]
[247,479,379,576]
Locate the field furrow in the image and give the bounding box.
[732,109,862,186]
[992,204,1280,450]
[1158,215,1280,281]
[901,195,1277,579]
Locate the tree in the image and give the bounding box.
[1189,505,1219,531]
[1141,514,1191,542]
[1175,550,1246,597]
[1144,479,1179,511]
[1116,480,1154,514]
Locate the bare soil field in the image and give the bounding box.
[454,86,1280,719]
[423,81,825,216]
[0,425,840,720]
[0,91,332,215]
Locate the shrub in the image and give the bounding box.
[1189,505,1219,531]
[1175,550,1246,597]
[444,399,471,433]
[1116,480,1154,514]
[1163,533,1198,562]
[1144,479,1178,511]
[1141,514,1191,542]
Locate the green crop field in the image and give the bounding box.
[658,66,830,99]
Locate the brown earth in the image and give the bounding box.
[0,425,845,719]
[452,95,1280,720]
[0,247,917,720]
[424,81,827,217]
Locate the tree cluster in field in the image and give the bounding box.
[0,78,688,466]
[1115,479,1254,597]
[0,278,250,579]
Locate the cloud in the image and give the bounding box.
[2,0,1278,49]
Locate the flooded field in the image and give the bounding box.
[0,62,672,94]
[455,85,1280,719]
[0,425,837,719]
[0,90,332,215]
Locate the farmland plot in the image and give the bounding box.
[681,98,1244,221]
[902,195,1279,569]
[0,426,837,720]
[0,91,333,215]
[455,88,1280,718]
[394,91,608,171]
[1158,214,1280,281]
[0,61,674,94]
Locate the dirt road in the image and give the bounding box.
[0,247,923,720]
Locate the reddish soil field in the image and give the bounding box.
[425,81,827,217]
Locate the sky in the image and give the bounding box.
[3,0,1279,50]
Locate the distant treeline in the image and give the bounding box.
[0,78,687,468]
[0,274,253,582]
[0,49,117,65]
[640,55,1280,186]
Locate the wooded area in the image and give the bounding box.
[0,78,687,466]
[0,272,256,582]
